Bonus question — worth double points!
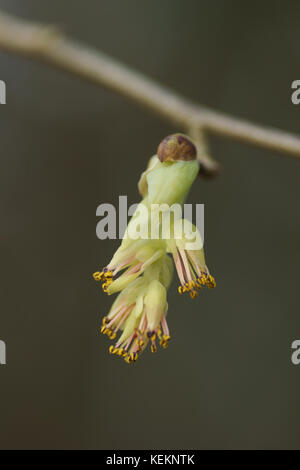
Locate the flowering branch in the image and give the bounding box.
[0,10,300,177]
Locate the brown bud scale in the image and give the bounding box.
[157,133,197,163]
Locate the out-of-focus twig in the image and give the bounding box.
[0,10,299,177]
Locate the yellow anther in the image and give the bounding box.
[129,352,138,362]
[178,286,183,294]
[109,332,117,340]
[109,345,115,354]
[160,333,170,349]
[206,275,216,288]
[102,317,109,325]
[101,326,113,337]
[190,290,197,299]
[151,344,157,353]
[124,352,137,364]
[102,280,112,293]
[197,276,206,286]
[93,271,103,281]
[103,270,113,278]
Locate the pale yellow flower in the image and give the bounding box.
[99,256,173,363]
[165,218,216,299]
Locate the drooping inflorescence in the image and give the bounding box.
[93,133,216,363]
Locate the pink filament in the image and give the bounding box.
[161,315,170,337]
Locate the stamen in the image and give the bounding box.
[206,274,216,288]
[93,271,104,281]
[174,248,216,297]
[104,270,113,278]
[160,334,171,349]
[161,314,170,337]
[107,301,127,321]
[106,305,131,330]
[173,250,186,287]
[117,330,136,351]
[124,351,138,364]
[179,249,193,284]
[113,306,133,334]
[150,333,157,353]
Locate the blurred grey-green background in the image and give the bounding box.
[0,0,299,450]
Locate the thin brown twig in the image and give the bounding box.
[0,10,299,177]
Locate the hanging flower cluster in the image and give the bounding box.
[93,134,216,363]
